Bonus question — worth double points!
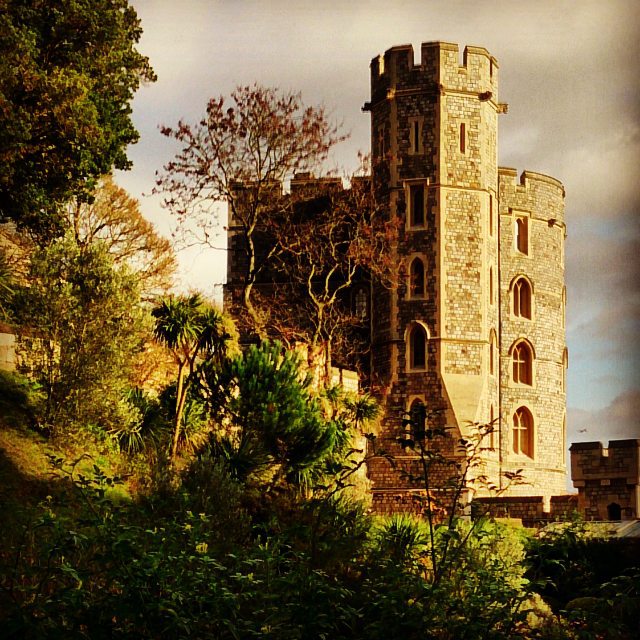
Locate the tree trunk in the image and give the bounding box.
[170,362,186,463]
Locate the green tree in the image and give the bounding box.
[0,0,155,239]
[13,234,147,433]
[202,341,343,490]
[65,176,177,298]
[151,294,231,463]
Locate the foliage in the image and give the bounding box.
[64,176,177,298]
[12,234,148,434]
[201,341,341,490]
[0,248,15,319]
[152,294,233,463]
[0,0,156,240]
[0,369,44,429]
[155,84,346,336]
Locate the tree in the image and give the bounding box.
[155,85,346,336]
[266,165,396,379]
[0,0,156,239]
[151,294,231,463]
[64,176,176,298]
[12,234,147,433]
[201,341,344,490]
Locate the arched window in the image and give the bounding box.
[410,258,425,298]
[354,288,368,319]
[513,277,532,319]
[408,324,428,370]
[512,340,533,385]
[607,503,622,521]
[409,398,426,440]
[489,330,497,376]
[513,407,534,457]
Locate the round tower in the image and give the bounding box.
[497,168,567,500]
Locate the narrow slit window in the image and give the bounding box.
[489,267,494,305]
[516,216,529,254]
[460,123,466,153]
[489,195,494,237]
[409,184,425,227]
[413,121,420,153]
[410,258,425,298]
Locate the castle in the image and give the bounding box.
[224,42,636,521]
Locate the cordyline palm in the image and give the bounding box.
[152,294,228,463]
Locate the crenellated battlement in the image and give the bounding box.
[369,41,498,104]
[571,439,640,483]
[499,168,565,196]
[499,168,565,225]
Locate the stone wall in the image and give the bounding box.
[570,440,640,520]
[498,169,567,498]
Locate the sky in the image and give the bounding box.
[114,0,640,447]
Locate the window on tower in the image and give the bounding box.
[410,258,425,298]
[460,122,466,153]
[512,407,534,457]
[409,184,425,228]
[512,340,533,385]
[354,287,368,320]
[409,117,423,154]
[408,323,428,370]
[515,216,529,254]
[489,330,497,376]
[513,277,532,319]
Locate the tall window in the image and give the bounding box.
[354,288,368,319]
[513,407,534,457]
[459,123,466,153]
[489,194,494,236]
[562,348,568,392]
[489,330,497,376]
[409,184,425,227]
[489,267,494,305]
[377,125,386,159]
[487,405,496,449]
[513,277,532,319]
[515,216,529,254]
[409,324,427,370]
[410,258,425,298]
[512,340,533,385]
[409,118,423,154]
[409,398,426,440]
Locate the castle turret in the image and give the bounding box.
[498,169,567,497]
[365,42,566,513]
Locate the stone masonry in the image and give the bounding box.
[364,42,567,512]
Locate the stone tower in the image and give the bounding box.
[363,42,567,512]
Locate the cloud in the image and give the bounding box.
[568,389,640,442]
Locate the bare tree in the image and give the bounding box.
[155,85,346,336]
